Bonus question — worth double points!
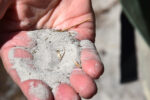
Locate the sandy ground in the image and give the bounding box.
[88,0,146,100]
[0,0,147,100]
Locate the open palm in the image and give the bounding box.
[0,0,104,100]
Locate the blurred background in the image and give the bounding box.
[0,0,150,100]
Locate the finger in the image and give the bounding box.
[22,80,53,100]
[0,32,32,81]
[0,0,13,19]
[0,31,52,100]
[70,68,97,99]
[1,42,54,100]
[55,83,80,100]
[80,40,104,79]
[0,35,31,85]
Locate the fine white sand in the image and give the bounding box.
[8,29,95,95]
[29,82,50,100]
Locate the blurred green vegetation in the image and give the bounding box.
[121,0,150,46]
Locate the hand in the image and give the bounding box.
[0,0,104,100]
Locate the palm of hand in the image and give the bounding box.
[0,0,104,100]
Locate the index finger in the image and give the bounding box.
[80,40,104,79]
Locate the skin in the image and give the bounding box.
[0,0,104,100]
